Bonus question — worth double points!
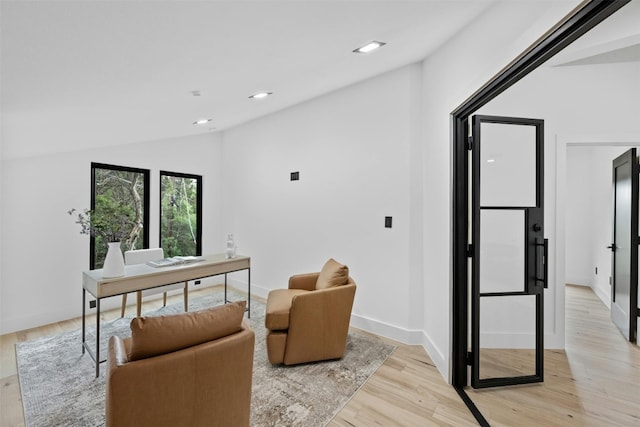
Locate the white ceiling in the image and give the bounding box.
[1,0,496,159]
[3,1,638,160]
[549,0,640,67]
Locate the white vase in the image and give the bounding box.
[103,241,125,278]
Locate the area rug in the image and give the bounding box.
[16,289,395,427]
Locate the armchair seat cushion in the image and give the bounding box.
[265,289,309,330]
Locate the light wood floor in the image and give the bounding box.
[2,285,639,426]
[463,284,640,426]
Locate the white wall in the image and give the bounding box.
[420,0,580,374]
[221,64,424,342]
[566,147,597,287]
[0,117,3,330]
[219,0,583,378]
[0,133,224,333]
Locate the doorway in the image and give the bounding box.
[564,143,640,343]
[451,1,632,423]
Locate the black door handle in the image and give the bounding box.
[535,238,548,288]
[607,244,616,252]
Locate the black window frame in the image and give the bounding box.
[90,162,151,269]
[159,170,203,257]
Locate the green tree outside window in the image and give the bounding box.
[160,171,202,257]
[91,163,150,269]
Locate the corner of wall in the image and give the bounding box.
[350,313,449,382]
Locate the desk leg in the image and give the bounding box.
[136,291,142,317]
[184,281,189,312]
[82,289,86,355]
[95,298,100,378]
[223,269,250,318]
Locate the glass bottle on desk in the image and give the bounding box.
[225,234,236,259]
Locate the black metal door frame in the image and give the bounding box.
[451,0,630,388]
[470,115,546,388]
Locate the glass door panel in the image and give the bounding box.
[480,209,525,294]
[479,295,537,380]
[480,122,537,207]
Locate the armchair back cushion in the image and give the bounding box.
[129,301,245,361]
[315,258,349,290]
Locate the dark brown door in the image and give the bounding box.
[610,148,638,342]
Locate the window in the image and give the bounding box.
[160,171,202,257]
[90,163,150,269]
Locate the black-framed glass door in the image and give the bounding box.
[470,115,546,388]
[610,148,638,342]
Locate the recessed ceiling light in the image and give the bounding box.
[353,41,386,54]
[249,92,273,99]
[193,118,212,125]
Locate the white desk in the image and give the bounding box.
[82,253,250,376]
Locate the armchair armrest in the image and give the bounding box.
[288,272,319,291]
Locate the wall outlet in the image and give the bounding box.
[290,171,300,181]
[194,280,201,286]
[385,216,392,228]
[595,267,598,275]
[89,300,96,309]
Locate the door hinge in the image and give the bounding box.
[466,351,473,365]
[467,244,473,258]
[467,136,473,151]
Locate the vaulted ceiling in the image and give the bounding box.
[1,0,496,159]
[2,1,638,160]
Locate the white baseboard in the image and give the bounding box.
[225,280,451,381]
[350,313,448,381]
[239,280,269,300]
[591,284,611,308]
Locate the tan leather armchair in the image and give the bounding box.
[106,301,254,427]
[265,258,356,365]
